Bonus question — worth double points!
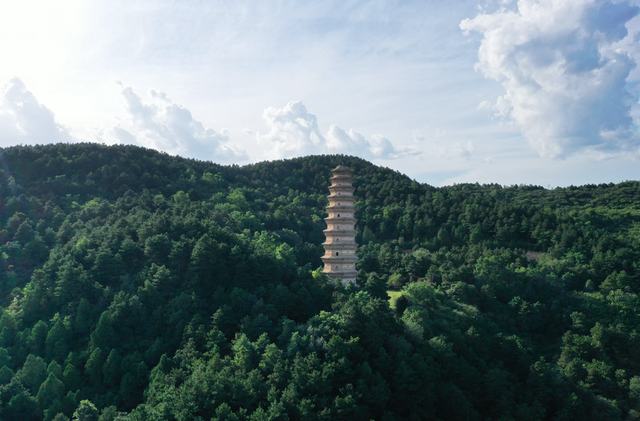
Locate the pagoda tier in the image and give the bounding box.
[322,165,359,285]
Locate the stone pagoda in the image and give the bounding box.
[322,165,358,284]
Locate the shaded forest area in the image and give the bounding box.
[0,143,639,420]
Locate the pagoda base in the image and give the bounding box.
[325,270,359,286]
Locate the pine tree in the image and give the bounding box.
[36,371,65,408]
[72,400,99,421]
[89,312,115,352]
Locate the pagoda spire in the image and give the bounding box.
[322,165,358,284]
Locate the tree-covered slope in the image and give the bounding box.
[0,143,639,420]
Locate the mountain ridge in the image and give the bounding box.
[0,142,638,420]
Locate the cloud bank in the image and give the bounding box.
[0,80,416,165]
[106,83,248,163]
[0,78,72,146]
[258,100,417,160]
[461,0,640,158]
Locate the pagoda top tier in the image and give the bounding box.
[331,165,353,173]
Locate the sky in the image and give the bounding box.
[1,0,640,187]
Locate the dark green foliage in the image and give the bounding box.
[0,365,13,384]
[73,400,99,421]
[36,372,65,408]
[17,354,48,394]
[365,272,388,300]
[0,143,638,419]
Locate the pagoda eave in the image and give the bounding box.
[322,241,357,246]
[321,257,358,263]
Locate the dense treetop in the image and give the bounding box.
[0,143,639,420]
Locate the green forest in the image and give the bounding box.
[0,143,639,420]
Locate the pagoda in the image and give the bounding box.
[322,165,358,284]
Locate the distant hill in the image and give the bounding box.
[0,142,639,420]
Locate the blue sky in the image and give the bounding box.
[1,0,640,187]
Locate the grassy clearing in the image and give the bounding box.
[387,290,402,310]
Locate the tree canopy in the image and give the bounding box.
[0,143,638,420]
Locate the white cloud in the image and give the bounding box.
[258,100,418,160]
[258,100,325,159]
[326,125,372,156]
[412,130,426,142]
[422,139,477,160]
[0,78,72,146]
[461,0,640,158]
[438,141,476,159]
[106,82,248,163]
[410,127,475,160]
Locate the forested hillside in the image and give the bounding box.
[0,143,640,420]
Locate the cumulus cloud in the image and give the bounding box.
[106,82,248,163]
[258,100,326,158]
[461,0,640,158]
[0,78,72,146]
[258,100,417,160]
[325,125,372,155]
